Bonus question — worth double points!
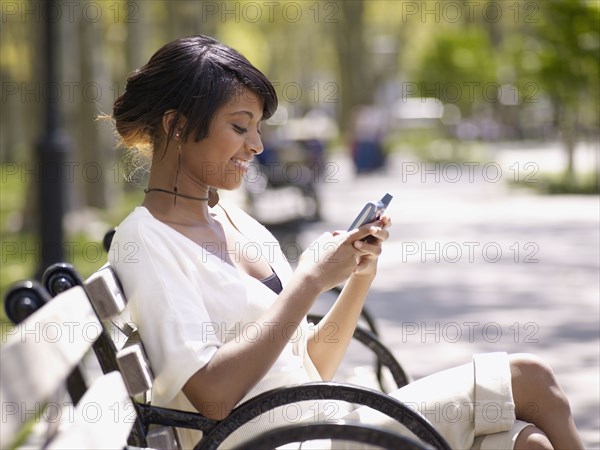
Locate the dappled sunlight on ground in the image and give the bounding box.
[304,149,599,447]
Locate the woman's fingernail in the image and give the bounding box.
[354,240,363,248]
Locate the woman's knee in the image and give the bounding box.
[514,426,554,450]
[509,353,554,383]
[509,353,571,420]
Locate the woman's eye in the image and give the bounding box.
[233,125,248,134]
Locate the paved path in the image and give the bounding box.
[292,149,599,448]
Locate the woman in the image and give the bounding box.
[109,35,583,449]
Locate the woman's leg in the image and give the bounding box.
[344,353,527,449]
[513,426,553,450]
[509,353,584,450]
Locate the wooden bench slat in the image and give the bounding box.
[117,341,154,397]
[0,286,100,448]
[0,286,98,404]
[85,267,127,320]
[46,371,134,449]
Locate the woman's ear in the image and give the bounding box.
[162,110,187,140]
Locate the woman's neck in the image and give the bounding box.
[144,164,215,225]
[142,187,215,226]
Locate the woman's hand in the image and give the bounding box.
[304,215,391,379]
[350,215,391,279]
[295,216,391,293]
[295,231,357,293]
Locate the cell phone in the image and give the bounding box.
[348,193,393,231]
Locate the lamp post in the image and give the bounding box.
[36,0,71,276]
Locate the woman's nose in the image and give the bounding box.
[246,131,264,155]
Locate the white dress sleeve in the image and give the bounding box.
[109,209,222,405]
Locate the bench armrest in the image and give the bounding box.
[307,314,410,389]
[135,382,448,450]
[231,422,435,450]
[198,382,450,450]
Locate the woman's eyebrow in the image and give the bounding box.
[227,111,254,119]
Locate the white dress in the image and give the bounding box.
[109,203,532,450]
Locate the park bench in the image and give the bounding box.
[3,263,451,449]
[0,281,134,449]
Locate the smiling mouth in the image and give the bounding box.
[230,158,250,172]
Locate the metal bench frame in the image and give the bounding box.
[4,263,451,450]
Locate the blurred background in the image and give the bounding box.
[1,0,599,278]
[1,0,599,445]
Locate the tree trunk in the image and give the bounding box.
[20,10,44,234]
[126,1,149,71]
[0,71,21,163]
[76,3,112,209]
[560,107,576,188]
[166,2,217,40]
[333,0,372,133]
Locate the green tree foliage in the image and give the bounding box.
[517,0,600,183]
[401,0,598,188]
[410,25,498,116]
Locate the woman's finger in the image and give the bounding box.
[380,215,392,228]
[353,239,382,256]
[358,225,388,244]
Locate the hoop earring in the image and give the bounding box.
[173,141,182,206]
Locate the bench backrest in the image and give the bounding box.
[39,262,179,449]
[85,265,154,397]
[0,284,134,449]
[30,261,419,450]
[85,265,180,448]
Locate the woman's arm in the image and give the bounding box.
[182,227,376,420]
[182,273,321,420]
[306,274,373,380]
[306,218,391,380]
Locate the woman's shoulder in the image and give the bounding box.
[113,206,164,239]
[109,206,178,262]
[109,206,197,275]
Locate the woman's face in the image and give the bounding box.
[180,88,265,191]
